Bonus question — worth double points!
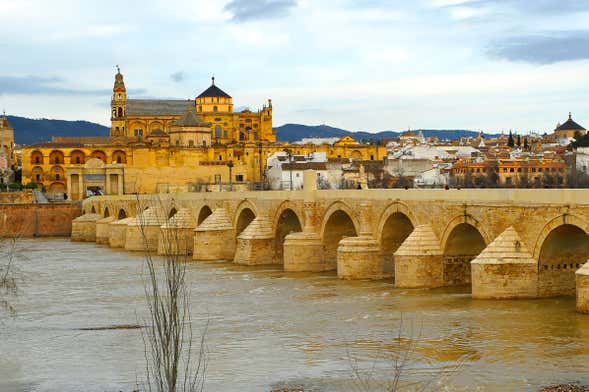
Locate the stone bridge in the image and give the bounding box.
[73,171,589,312]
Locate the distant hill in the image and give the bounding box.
[274,123,501,143]
[6,115,499,146]
[7,116,109,145]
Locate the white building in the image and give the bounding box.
[413,164,451,188]
[266,151,329,190]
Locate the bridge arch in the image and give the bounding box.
[234,200,258,237]
[117,208,127,220]
[273,206,303,264]
[377,202,416,276]
[534,214,589,297]
[532,214,589,260]
[320,201,360,271]
[197,205,213,225]
[441,215,489,286]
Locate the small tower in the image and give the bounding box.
[0,111,15,181]
[111,65,127,137]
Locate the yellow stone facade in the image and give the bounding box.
[21,69,387,200]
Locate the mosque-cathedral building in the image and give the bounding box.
[21,68,386,200]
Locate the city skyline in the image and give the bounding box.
[1,0,588,133]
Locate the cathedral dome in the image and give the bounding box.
[197,77,231,99]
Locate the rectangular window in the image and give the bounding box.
[236,174,244,182]
[214,174,221,184]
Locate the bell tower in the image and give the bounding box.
[111,65,127,137]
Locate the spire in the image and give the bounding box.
[113,65,125,92]
[569,112,572,120]
[212,76,215,86]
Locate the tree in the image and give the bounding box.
[523,137,529,151]
[507,131,515,148]
[516,134,521,147]
[137,198,207,392]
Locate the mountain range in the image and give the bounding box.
[5,116,498,145]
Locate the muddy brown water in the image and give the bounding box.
[1,239,588,391]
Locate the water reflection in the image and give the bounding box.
[1,239,589,392]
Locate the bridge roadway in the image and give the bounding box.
[72,170,589,313]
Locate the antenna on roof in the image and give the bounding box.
[212,75,215,86]
[569,112,572,120]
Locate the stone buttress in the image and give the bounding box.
[108,217,135,248]
[284,171,325,271]
[471,227,538,299]
[233,215,276,265]
[394,225,444,288]
[193,208,234,261]
[158,208,197,256]
[337,202,385,280]
[124,208,166,252]
[575,263,589,313]
[96,216,116,244]
[71,213,103,242]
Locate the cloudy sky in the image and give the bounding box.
[1,0,588,133]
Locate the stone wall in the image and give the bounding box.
[0,203,82,237]
[0,191,33,204]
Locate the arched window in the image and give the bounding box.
[239,132,245,141]
[213,106,218,112]
[215,125,222,138]
[118,107,123,117]
[189,140,194,147]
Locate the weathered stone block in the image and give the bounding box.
[71,213,102,242]
[233,216,276,265]
[158,208,196,256]
[394,225,444,288]
[471,227,538,299]
[158,227,194,256]
[576,263,589,313]
[108,217,134,248]
[283,232,325,272]
[96,216,116,244]
[337,236,386,280]
[193,208,235,261]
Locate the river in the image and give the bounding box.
[1,238,588,392]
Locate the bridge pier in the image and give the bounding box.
[283,232,326,271]
[394,225,444,288]
[124,208,165,252]
[108,217,134,248]
[337,236,386,280]
[71,213,102,242]
[471,227,538,299]
[193,208,235,261]
[576,263,589,313]
[234,216,276,265]
[158,208,196,256]
[96,216,116,244]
